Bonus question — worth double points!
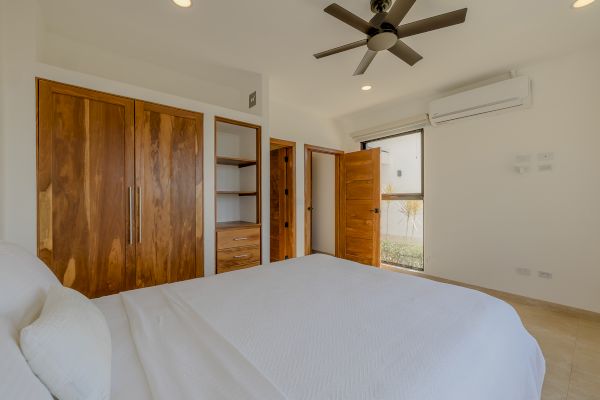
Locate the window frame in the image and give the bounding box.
[360,128,424,201]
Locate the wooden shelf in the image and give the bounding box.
[216,156,257,168]
[216,221,261,231]
[217,191,257,196]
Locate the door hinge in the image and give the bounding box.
[284,222,289,228]
[284,156,289,163]
[284,188,289,195]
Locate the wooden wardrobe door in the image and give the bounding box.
[134,101,203,287]
[37,80,135,298]
[340,148,381,267]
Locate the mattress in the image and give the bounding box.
[94,254,545,400]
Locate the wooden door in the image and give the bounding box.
[270,148,287,261]
[37,79,135,298]
[134,101,203,288]
[340,148,381,266]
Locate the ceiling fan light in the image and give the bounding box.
[172,0,192,8]
[572,0,595,8]
[367,32,398,51]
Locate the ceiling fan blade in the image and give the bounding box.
[384,0,417,26]
[325,3,372,34]
[314,39,368,59]
[370,12,388,26]
[396,8,468,38]
[388,40,422,66]
[353,50,377,76]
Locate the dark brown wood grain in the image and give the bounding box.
[340,148,381,267]
[270,148,285,261]
[216,245,260,271]
[217,227,261,250]
[134,101,203,287]
[269,141,297,261]
[37,79,135,298]
[37,80,204,297]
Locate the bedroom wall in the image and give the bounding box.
[0,0,4,239]
[337,47,600,313]
[0,0,268,274]
[269,100,345,257]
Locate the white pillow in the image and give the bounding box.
[0,241,60,329]
[0,317,53,400]
[20,286,111,400]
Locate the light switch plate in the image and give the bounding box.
[249,91,257,108]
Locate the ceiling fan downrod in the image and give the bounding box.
[370,0,392,13]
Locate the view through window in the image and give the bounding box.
[363,130,424,271]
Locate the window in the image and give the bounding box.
[362,129,424,271]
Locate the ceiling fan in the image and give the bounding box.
[314,0,468,75]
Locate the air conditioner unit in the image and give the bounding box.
[428,76,531,126]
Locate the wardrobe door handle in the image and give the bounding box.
[233,237,249,241]
[128,187,134,245]
[233,254,250,259]
[137,187,142,243]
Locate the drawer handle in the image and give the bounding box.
[233,254,250,259]
[233,237,249,241]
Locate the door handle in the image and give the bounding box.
[128,187,134,245]
[137,187,142,243]
[307,206,314,211]
[370,208,380,214]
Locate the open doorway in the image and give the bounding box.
[304,145,343,256]
[270,138,296,262]
[361,129,424,271]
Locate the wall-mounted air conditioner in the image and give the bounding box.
[428,76,532,126]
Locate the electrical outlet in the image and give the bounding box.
[516,267,531,276]
[538,271,553,279]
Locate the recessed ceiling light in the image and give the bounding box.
[361,85,372,91]
[572,0,595,8]
[172,0,192,8]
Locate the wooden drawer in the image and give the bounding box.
[216,262,259,274]
[217,228,261,250]
[216,245,260,272]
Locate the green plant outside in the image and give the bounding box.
[381,239,424,271]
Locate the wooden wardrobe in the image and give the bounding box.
[37,79,204,298]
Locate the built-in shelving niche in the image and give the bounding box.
[215,118,261,230]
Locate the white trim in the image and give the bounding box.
[350,114,430,142]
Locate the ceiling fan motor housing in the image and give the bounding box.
[370,0,392,13]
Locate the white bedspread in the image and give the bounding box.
[95,254,545,400]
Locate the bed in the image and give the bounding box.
[94,254,545,400]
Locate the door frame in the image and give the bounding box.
[304,144,344,256]
[270,138,297,260]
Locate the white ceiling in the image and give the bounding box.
[38,0,600,118]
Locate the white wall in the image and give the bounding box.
[0,0,4,238]
[38,31,263,116]
[269,100,345,256]
[0,0,268,275]
[311,153,336,255]
[338,47,600,313]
